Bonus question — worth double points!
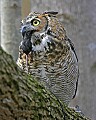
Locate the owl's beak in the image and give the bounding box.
[21,25,31,37]
[21,24,35,39]
[21,26,27,38]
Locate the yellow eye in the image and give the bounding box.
[32,19,40,26]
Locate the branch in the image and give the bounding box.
[0,46,91,120]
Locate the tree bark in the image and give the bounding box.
[0,46,91,120]
[1,0,21,61]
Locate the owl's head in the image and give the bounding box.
[21,11,59,37]
[20,11,66,53]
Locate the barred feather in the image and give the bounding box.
[17,12,79,105]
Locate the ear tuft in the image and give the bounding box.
[43,11,58,16]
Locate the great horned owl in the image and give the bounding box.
[17,11,79,105]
